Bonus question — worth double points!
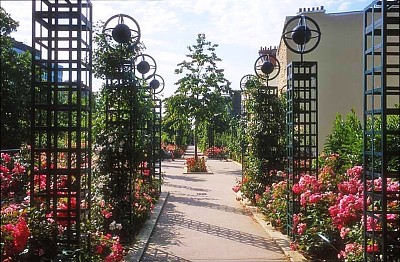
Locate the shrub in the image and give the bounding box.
[164,144,185,158]
[205,146,228,159]
[324,109,362,169]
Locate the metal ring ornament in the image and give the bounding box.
[254,55,280,81]
[239,74,256,91]
[282,15,321,54]
[103,14,141,48]
[133,54,157,80]
[149,74,165,95]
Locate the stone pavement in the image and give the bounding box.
[140,146,289,262]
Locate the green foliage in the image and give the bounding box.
[364,105,400,172]
[0,7,19,35]
[1,7,31,149]
[162,94,192,146]
[324,109,363,169]
[91,20,157,243]
[240,77,286,202]
[225,117,245,162]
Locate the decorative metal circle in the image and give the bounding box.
[254,55,280,81]
[239,74,256,91]
[282,15,321,54]
[133,54,157,80]
[149,74,165,95]
[103,14,141,48]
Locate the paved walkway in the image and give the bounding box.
[141,146,288,261]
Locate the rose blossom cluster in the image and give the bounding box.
[92,232,124,262]
[1,204,30,261]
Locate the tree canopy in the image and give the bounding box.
[173,33,231,124]
[167,33,231,157]
[0,7,31,149]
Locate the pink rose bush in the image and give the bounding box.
[256,154,399,260]
[1,204,30,261]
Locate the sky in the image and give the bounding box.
[1,0,372,98]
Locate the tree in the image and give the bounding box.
[0,7,31,149]
[162,94,192,146]
[174,33,231,158]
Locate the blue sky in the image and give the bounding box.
[1,0,372,98]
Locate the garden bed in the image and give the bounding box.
[182,165,213,174]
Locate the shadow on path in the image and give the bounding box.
[141,246,191,262]
[167,194,250,216]
[167,174,206,183]
[164,214,283,252]
[163,181,210,193]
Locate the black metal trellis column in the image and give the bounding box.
[281,14,321,240]
[151,98,162,189]
[104,77,137,243]
[252,54,282,185]
[239,74,254,182]
[363,1,400,261]
[31,0,92,256]
[149,74,164,192]
[133,54,157,186]
[286,61,318,239]
[102,14,143,244]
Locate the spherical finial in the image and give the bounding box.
[137,60,150,74]
[261,61,275,75]
[291,25,312,45]
[112,23,131,44]
[150,79,160,89]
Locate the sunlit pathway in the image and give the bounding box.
[141,146,288,261]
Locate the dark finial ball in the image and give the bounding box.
[291,25,312,45]
[261,61,274,75]
[112,23,131,44]
[137,60,150,74]
[150,79,160,89]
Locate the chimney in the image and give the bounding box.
[297,6,325,14]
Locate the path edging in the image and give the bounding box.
[124,191,169,261]
[235,192,308,262]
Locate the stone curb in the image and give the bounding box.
[235,192,308,262]
[182,165,213,174]
[124,191,169,262]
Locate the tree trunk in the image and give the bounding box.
[194,121,198,160]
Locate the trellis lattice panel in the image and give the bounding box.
[103,78,138,243]
[363,0,400,260]
[30,0,92,254]
[151,98,162,192]
[286,61,318,239]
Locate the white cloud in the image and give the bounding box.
[2,0,372,97]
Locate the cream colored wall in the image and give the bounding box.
[277,11,365,153]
